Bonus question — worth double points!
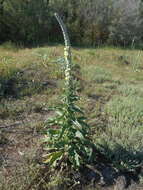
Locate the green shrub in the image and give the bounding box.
[117,83,143,97]
[0,41,19,51]
[0,55,21,98]
[117,84,138,96]
[0,54,49,98]
[82,66,112,83]
[96,95,143,171]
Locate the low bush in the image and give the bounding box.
[82,66,112,83]
[96,95,143,171]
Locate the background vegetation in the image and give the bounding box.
[0,0,143,47]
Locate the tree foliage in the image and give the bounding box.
[0,0,143,46]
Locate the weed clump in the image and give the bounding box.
[43,14,95,173]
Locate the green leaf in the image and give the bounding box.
[45,117,56,126]
[56,140,68,148]
[41,136,50,142]
[46,117,56,122]
[49,151,63,165]
[77,116,86,121]
[48,129,60,135]
[83,139,94,147]
[43,147,57,151]
[85,147,93,161]
[58,124,67,139]
[78,120,89,128]
[70,95,79,101]
[56,110,64,116]
[74,151,80,167]
[71,105,84,114]
[75,131,84,140]
[72,120,82,129]
[43,151,63,165]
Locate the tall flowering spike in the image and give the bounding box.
[43,13,94,169]
[54,13,71,47]
[54,13,72,91]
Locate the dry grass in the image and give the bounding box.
[0,44,143,189]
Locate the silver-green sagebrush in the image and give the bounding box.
[43,13,95,169]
